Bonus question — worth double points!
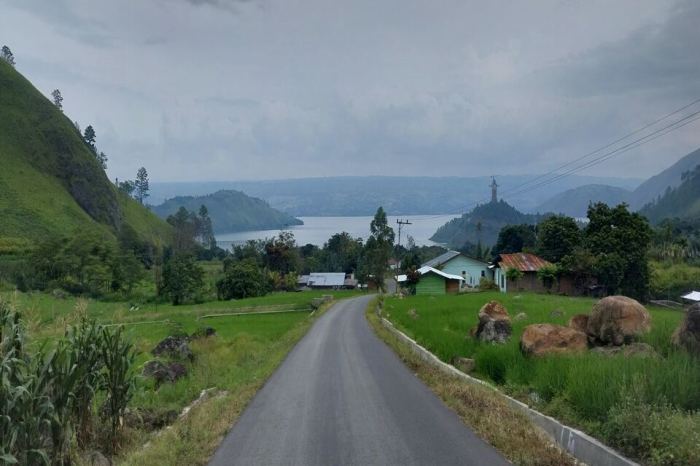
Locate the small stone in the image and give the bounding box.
[591,342,658,358]
[190,326,217,340]
[549,309,564,318]
[453,357,476,373]
[407,308,419,319]
[83,450,111,466]
[514,312,528,322]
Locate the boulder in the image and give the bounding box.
[568,314,589,333]
[152,335,194,360]
[83,451,111,466]
[123,407,178,431]
[672,304,700,354]
[143,360,188,386]
[586,296,651,346]
[452,357,476,374]
[475,301,512,344]
[591,342,658,358]
[521,324,588,356]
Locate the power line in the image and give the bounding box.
[408,97,700,222]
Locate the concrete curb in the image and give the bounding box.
[379,317,639,466]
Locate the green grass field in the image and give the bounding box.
[383,292,698,431]
[2,289,361,464]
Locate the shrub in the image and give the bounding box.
[603,388,700,466]
[216,260,271,300]
[479,277,498,290]
[161,254,205,305]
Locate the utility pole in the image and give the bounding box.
[395,219,412,295]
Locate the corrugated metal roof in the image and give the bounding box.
[497,253,552,272]
[308,273,346,287]
[422,250,461,268]
[682,291,700,301]
[418,266,465,281]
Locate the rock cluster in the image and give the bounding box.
[475,301,512,344]
[152,335,194,361]
[143,360,188,386]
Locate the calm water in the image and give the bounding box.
[216,215,458,249]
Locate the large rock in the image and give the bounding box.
[143,360,188,386]
[152,335,194,361]
[672,304,700,354]
[521,324,588,356]
[568,314,589,333]
[586,296,651,346]
[475,301,511,344]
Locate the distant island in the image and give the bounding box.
[150,189,303,233]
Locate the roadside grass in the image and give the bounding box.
[382,291,700,465]
[365,298,576,466]
[4,289,361,464]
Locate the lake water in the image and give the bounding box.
[216,214,459,249]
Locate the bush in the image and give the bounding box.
[216,260,271,300]
[603,388,700,466]
[479,277,498,290]
[161,254,205,305]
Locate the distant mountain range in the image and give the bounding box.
[151,190,303,233]
[640,162,700,223]
[149,175,641,217]
[533,148,700,217]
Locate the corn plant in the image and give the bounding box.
[99,325,136,453]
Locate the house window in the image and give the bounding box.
[481,270,485,277]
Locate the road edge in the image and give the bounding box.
[368,298,639,466]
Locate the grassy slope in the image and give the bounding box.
[0,59,170,247]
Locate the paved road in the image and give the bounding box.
[209,295,508,466]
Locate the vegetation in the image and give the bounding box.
[151,190,302,233]
[382,292,699,465]
[0,58,170,248]
[358,207,395,292]
[1,288,358,464]
[366,299,576,466]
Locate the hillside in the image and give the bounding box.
[151,190,303,233]
[641,164,700,223]
[148,175,641,216]
[0,60,170,247]
[430,200,541,248]
[533,184,631,217]
[629,148,700,209]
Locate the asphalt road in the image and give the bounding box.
[209,295,508,466]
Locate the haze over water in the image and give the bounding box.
[216,214,459,249]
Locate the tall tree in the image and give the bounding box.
[493,224,536,256]
[135,167,149,204]
[96,151,108,170]
[167,206,198,253]
[51,89,63,111]
[584,203,652,301]
[83,125,96,151]
[197,205,216,249]
[536,215,581,263]
[362,207,395,292]
[1,45,15,66]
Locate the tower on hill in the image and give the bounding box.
[490,176,498,203]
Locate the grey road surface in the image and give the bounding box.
[209,295,508,466]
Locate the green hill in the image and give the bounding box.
[641,163,700,223]
[0,60,171,249]
[533,184,631,217]
[151,190,303,233]
[430,200,541,248]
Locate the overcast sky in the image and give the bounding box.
[2,0,699,182]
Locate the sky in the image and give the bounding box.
[2,0,699,182]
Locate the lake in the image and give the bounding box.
[216,214,459,249]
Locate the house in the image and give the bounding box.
[422,250,493,288]
[299,272,347,289]
[681,291,700,303]
[414,266,465,295]
[492,253,552,293]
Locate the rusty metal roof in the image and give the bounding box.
[497,253,552,272]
